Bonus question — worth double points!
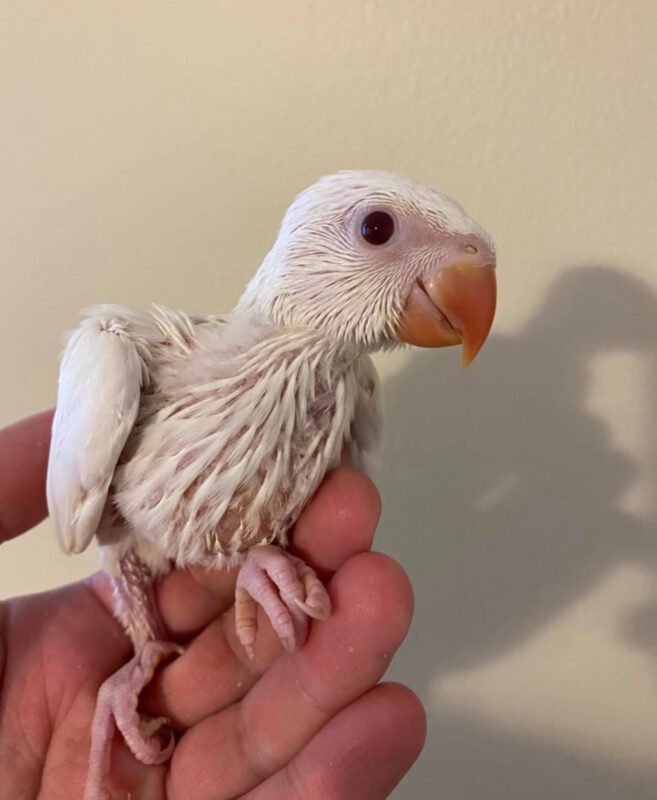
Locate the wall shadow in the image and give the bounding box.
[376,266,657,798]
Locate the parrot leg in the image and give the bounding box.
[235,544,331,658]
[84,552,182,800]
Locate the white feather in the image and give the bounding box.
[111,320,366,568]
[47,307,157,554]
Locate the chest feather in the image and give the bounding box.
[115,340,360,566]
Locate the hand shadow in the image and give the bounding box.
[376,265,657,799]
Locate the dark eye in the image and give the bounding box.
[360,211,395,245]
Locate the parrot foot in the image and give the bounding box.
[235,544,331,658]
[84,640,183,800]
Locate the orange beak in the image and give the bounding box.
[395,261,497,367]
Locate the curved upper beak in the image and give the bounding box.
[395,260,497,367]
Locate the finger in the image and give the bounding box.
[152,466,380,638]
[165,553,414,800]
[118,683,424,800]
[142,468,381,714]
[0,410,53,542]
[291,465,381,576]
[242,683,426,800]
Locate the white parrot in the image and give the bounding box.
[47,170,497,799]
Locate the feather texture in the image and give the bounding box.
[47,307,158,553]
[49,304,380,572]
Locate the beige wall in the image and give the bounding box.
[1,2,656,797]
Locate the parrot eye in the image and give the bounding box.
[360,211,395,246]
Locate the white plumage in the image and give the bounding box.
[46,170,496,800]
[47,308,153,555]
[50,304,380,575]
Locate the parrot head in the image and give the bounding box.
[238,170,496,366]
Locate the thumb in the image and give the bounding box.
[0,410,53,543]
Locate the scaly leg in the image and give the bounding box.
[85,552,182,800]
[235,545,331,659]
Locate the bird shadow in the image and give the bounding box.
[374,265,657,799]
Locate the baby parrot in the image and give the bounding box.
[46,170,496,799]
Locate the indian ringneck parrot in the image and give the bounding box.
[46,170,496,799]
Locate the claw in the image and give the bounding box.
[293,596,331,620]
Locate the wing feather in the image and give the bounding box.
[47,308,153,553]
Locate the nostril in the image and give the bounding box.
[464,244,478,254]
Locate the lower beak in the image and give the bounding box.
[395,262,497,367]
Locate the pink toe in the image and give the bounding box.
[86,639,181,799]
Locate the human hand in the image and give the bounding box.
[0,411,425,799]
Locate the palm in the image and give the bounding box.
[0,413,425,799]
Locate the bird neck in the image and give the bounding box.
[230,306,361,376]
